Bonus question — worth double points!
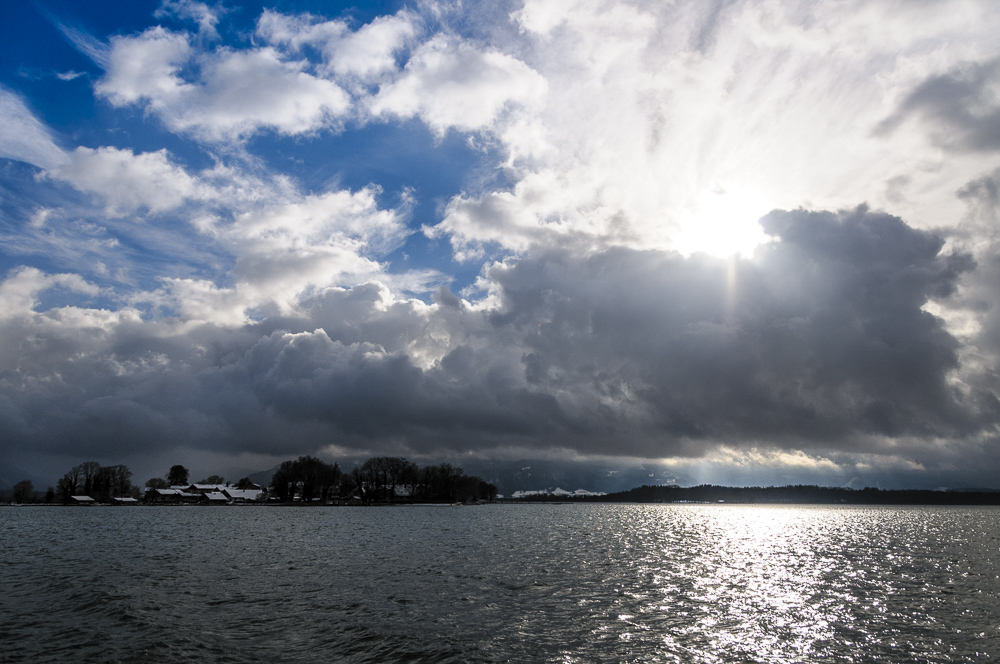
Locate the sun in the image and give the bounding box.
[672,183,773,259]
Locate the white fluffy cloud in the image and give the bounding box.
[174,187,411,321]
[51,147,206,215]
[0,267,99,318]
[256,10,417,83]
[369,36,547,134]
[93,9,544,142]
[96,27,351,141]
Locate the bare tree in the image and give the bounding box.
[145,477,168,490]
[57,468,81,503]
[78,461,101,496]
[12,479,33,503]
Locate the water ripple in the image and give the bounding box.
[1,504,998,662]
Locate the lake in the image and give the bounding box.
[1,504,998,662]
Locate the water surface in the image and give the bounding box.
[1,504,997,662]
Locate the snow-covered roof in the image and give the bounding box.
[155,488,198,497]
[223,489,262,500]
[203,492,228,501]
[551,487,606,497]
[113,497,139,503]
[70,495,95,503]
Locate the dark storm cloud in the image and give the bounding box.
[0,205,993,464]
[951,167,1000,395]
[877,59,1000,152]
[482,206,984,455]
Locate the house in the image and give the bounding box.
[185,483,227,494]
[147,488,200,503]
[69,495,96,505]
[201,491,229,505]
[113,497,140,505]
[223,488,263,503]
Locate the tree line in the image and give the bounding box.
[4,455,498,505]
[56,461,138,503]
[270,455,498,504]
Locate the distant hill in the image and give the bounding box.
[553,484,1000,505]
[247,465,279,488]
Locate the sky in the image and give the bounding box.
[2,0,1000,489]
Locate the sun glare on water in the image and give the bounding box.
[673,184,773,259]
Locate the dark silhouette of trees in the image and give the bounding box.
[352,457,418,503]
[235,477,256,490]
[13,479,33,503]
[318,460,342,503]
[270,460,297,501]
[419,463,465,502]
[91,464,135,501]
[348,466,369,505]
[78,461,100,496]
[345,458,497,504]
[53,462,137,502]
[145,477,169,490]
[269,456,342,503]
[478,480,498,502]
[357,457,387,502]
[198,475,225,484]
[56,467,80,504]
[167,465,189,486]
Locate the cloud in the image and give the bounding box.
[22,134,412,324]
[155,0,224,40]
[50,147,206,215]
[92,9,542,143]
[0,267,99,318]
[5,0,1000,489]
[162,186,411,322]
[369,36,547,135]
[50,18,109,68]
[877,59,1000,153]
[430,0,1000,259]
[256,10,417,84]
[475,206,982,455]
[2,204,994,480]
[0,87,68,169]
[96,27,351,141]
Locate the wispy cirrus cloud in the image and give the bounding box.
[0,86,68,170]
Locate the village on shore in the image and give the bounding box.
[3,456,500,506]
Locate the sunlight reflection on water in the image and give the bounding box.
[1,504,998,662]
[592,505,998,662]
